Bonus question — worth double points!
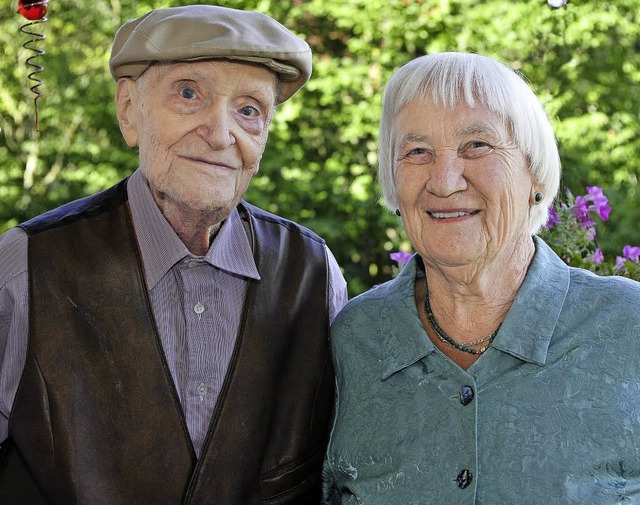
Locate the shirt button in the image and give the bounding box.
[456,469,473,489]
[194,302,205,314]
[196,383,207,396]
[187,260,198,268]
[458,386,474,405]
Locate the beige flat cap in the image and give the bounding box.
[109,5,311,102]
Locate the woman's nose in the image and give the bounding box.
[424,150,467,197]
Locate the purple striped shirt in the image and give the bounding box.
[0,169,348,455]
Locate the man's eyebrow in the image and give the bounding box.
[164,66,206,81]
[241,85,276,99]
[161,65,276,99]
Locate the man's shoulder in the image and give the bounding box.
[0,228,28,289]
[20,179,129,236]
[239,200,325,245]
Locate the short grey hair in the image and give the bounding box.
[378,52,561,234]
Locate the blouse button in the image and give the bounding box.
[194,302,205,315]
[458,386,474,406]
[456,469,473,489]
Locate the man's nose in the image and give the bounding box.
[197,110,236,149]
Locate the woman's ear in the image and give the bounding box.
[115,78,139,148]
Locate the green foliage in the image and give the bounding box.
[2,0,639,296]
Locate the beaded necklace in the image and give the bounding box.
[423,283,501,355]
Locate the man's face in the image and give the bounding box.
[117,60,277,221]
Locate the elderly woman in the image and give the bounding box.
[323,52,640,504]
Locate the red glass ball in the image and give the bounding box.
[18,0,48,21]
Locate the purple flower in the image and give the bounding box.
[571,195,595,228]
[614,246,640,270]
[571,186,611,228]
[390,251,413,268]
[545,206,561,229]
[589,248,604,265]
[586,186,611,220]
[622,245,640,263]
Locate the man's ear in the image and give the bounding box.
[115,78,139,148]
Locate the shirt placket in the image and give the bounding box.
[428,356,479,503]
[179,257,218,456]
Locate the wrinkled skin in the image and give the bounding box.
[116,60,277,254]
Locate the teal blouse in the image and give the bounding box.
[323,237,640,504]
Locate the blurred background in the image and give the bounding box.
[1,0,639,296]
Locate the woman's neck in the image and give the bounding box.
[416,236,535,369]
[424,235,535,323]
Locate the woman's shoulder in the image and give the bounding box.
[563,267,640,328]
[335,256,421,324]
[330,275,417,355]
[568,266,640,298]
[333,278,402,325]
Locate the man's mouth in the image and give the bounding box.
[182,155,233,170]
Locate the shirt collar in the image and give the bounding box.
[127,169,260,290]
[206,206,261,281]
[379,256,436,380]
[491,235,569,365]
[379,236,570,380]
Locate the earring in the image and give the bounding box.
[534,192,544,204]
[395,209,401,217]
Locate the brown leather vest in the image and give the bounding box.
[0,179,333,504]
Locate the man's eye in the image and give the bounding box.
[238,105,259,117]
[179,87,197,100]
[459,141,493,159]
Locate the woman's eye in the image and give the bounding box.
[460,141,493,159]
[238,105,259,117]
[178,87,197,100]
[404,147,435,163]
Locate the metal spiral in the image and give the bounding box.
[19,17,47,131]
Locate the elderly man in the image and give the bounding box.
[0,5,347,504]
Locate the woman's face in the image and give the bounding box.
[393,99,534,271]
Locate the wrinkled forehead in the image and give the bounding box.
[142,59,278,84]
[137,60,279,100]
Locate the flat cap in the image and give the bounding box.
[109,5,311,102]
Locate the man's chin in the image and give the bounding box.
[155,189,237,220]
